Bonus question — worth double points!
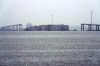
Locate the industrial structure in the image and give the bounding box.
[0,24,23,31]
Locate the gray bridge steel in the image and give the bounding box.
[81,24,100,31]
[0,24,23,31]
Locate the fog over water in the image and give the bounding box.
[0,0,100,27]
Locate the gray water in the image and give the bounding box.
[0,31,100,66]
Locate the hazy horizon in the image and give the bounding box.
[0,0,100,27]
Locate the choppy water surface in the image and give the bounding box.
[0,31,100,66]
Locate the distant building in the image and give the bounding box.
[52,24,69,31]
[25,24,69,31]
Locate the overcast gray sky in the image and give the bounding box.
[0,0,100,27]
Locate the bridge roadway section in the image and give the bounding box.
[0,24,23,31]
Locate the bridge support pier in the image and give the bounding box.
[88,25,92,31]
[81,24,84,31]
[96,25,100,31]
